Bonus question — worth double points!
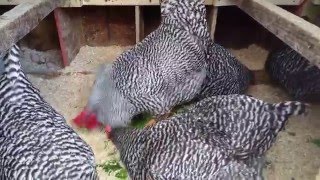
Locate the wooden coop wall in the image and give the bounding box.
[14,5,308,52]
[0,0,319,68]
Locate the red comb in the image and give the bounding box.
[105,125,112,139]
[73,110,100,130]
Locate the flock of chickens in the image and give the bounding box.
[0,0,319,179]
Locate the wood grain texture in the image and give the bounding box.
[0,0,81,7]
[0,0,63,56]
[208,6,218,39]
[238,0,320,67]
[81,0,300,6]
[135,6,144,43]
[54,8,82,66]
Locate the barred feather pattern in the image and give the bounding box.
[198,41,253,98]
[185,94,307,159]
[87,0,210,127]
[265,46,320,102]
[108,94,306,179]
[160,0,209,40]
[109,120,262,180]
[0,45,98,179]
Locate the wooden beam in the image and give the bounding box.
[54,8,83,67]
[216,0,301,6]
[312,0,320,5]
[61,0,82,7]
[237,0,320,67]
[81,0,300,6]
[0,0,19,5]
[82,0,214,6]
[0,0,302,6]
[135,6,144,43]
[208,6,218,40]
[0,0,81,7]
[0,0,63,56]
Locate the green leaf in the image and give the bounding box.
[311,139,320,147]
[98,160,128,179]
[115,169,128,179]
[99,160,123,174]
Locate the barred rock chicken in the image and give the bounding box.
[74,0,211,128]
[103,94,307,179]
[197,40,253,99]
[265,45,320,102]
[0,45,98,179]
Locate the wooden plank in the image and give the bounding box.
[81,0,300,6]
[0,0,81,7]
[0,0,302,6]
[0,0,19,5]
[0,0,63,56]
[54,8,83,66]
[135,6,144,43]
[208,6,218,39]
[82,0,213,6]
[216,0,301,6]
[83,0,159,6]
[62,0,82,7]
[312,0,320,5]
[237,0,320,67]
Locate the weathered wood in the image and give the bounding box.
[0,0,63,56]
[312,0,320,5]
[54,8,82,66]
[82,0,213,6]
[0,0,19,5]
[0,0,301,6]
[0,0,81,7]
[238,0,320,67]
[81,0,300,6]
[62,0,82,7]
[135,6,144,43]
[208,6,218,40]
[216,0,300,6]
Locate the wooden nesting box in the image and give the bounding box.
[0,0,319,68]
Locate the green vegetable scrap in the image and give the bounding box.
[98,160,128,179]
[311,139,320,148]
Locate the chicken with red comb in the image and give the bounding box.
[73,109,101,130]
[73,109,113,139]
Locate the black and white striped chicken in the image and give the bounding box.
[0,45,98,179]
[105,94,307,179]
[198,40,253,99]
[74,0,253,130]
[74,0,211,128]
[265,45,320,102]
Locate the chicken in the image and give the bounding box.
[102,94,307,179]
[0,45,98,179]
[197,40,253,99]
[0,57,4,75]
[74,0,211,128]
[265,45,320,102]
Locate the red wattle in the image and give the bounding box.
[73,110,99,130]
[105,125,112,138]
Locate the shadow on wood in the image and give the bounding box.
[54,8,83,67]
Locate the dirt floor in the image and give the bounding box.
[26,45,320,180]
